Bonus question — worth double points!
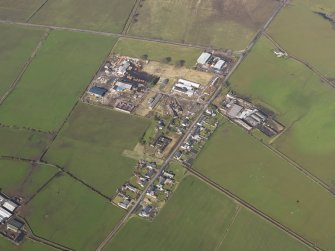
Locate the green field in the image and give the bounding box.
[128,0,278,50]
[193,122,335,250]
[0,0,46,21]
[107,175,310,251]
[44,103,150,196]
[106,175,237,251]
[219,209,311,251]
[26,175,124,251]
[0,237,55,251]
[0,127,51,159]
[112,38,202,68]
[0,159,57,200]
[0,24,45,99]
[30,0,136,33]
[269,0,335,78]
[230,36,335,187]
[0,30,116,131]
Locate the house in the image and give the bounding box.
[163,171,175,179]
[137,177,148,188]
[124,184,138,193]
[2,201,18,212]
[139,205,153,217]
[146,186,157,198]
[6,218,24,233]
[197,52,211,65]
[118,198,131,210]
[156,176,166,190]
[174,151,182,160]
[88,86,108,97]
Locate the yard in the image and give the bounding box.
[0,159,57,200]
[0,24,45,99]
[127,0,278,50]
[25,175,124,251]
[29,0,136,33]
[0,30,116,131]
[43,103,150,196]
[193,121,335,250]
[112,38,203,68]
[230,36,335,187]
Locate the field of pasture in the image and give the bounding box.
[193,122,335,250]
[44,103,150,196]
[0,30,116,131]
[128,0,278,50]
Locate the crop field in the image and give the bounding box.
[230,36,335,187]
[0,127,51,159]
[0,159,57,200]
[0,24,45,99]
[29,0,136,33]
[219,209,311,251]
[106,175,237,251]
[193,121,335,250]
[0,237,55,251]
[268,0,335,78]
[44,103,150,196]
[0,30,116,132]
[112,38,202,68]
[128,0,278,50]
[0,0,46,21]
[26,175,124,251]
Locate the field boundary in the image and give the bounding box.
[25,0,50,23]
[187,167,322,251]
[0,29,50,106]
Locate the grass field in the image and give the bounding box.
[219,209,311,251]
[0,0,46,21]
[106,175,310,251]
[269,0,335,78]
[193,122,335,250]
[30,0,136,33]
[106,175,237,251]
[0,24,45,99]
[0,127,51,159]
[44,103,150,196]
[128,0,278,50]
[230,36,335,187]
[0,30,116,132]
[26,175,124,251]
[112,38,202,68]
[0,237,55,251]
[0,159,57,200]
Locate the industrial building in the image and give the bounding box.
[172,79,200,97]
[148,94,162,110]
[88,86,108,97]
[196,51,229,74]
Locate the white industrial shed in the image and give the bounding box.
[197,52,211,65]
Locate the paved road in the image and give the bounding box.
[0,19,207,50]
[95,1,289,250]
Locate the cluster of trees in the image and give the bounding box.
[141,54,186,67]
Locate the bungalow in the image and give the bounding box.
[118,198,131,210]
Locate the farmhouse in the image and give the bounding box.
[88,86,108,97]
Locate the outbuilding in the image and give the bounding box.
[88,86,108,97]
[197,52,211,65]
[3,201,18,212]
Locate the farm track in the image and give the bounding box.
[0,29,50,106]
[0,19,207,50]
[122,0,142,35]
[187,167,322,251]
[264,32,335,88]
[95,1,289,250]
